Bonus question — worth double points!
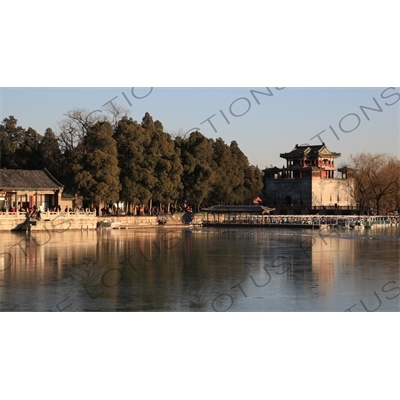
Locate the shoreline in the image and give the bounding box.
[1,211,399,232]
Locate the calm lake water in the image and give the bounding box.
[1,226,399,311]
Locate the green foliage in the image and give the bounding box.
[15,127,43,169]
[205,138,263,205]
[142,113,183,204]
[208,138,235,204]
[178,131,215,205]
[0,116,25,168]
[114,116,152,204]
[1,110,264,210]
[71,121,120,205]
[38,128,64,181]
[243,165,264,203]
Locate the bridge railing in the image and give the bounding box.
[0,211,97,218]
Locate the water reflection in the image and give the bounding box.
[0,226,399,311]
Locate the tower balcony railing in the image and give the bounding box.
[266,175,348,180]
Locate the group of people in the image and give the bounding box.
[5,204,96,218]
[124,204,194,216]
[7,204,63,213]
[64,206,96,213]
[22,205,42,221]
[100,206,113,217]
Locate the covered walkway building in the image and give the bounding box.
[0,168,64,211]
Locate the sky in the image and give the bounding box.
[2,87,399,169]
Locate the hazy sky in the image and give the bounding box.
[2,87,399,168]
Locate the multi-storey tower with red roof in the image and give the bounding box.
[263,144,355,213]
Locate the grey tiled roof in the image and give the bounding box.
[202,205,275,213]
[0,168,63,191]
[280,144,340,159]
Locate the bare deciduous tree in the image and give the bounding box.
[343,153,400,214]
[58,108,102,154]
[102,103,130,128]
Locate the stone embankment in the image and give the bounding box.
[0,210,98,232]
[0,211,191,232]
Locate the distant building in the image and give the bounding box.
[60,193,82,211]
[0,168,63,211]
[262,144,355,212]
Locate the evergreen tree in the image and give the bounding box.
[114,116,152,210]
[208,138,236,204]
[71,121,120,207]
[15,127,43,169]
[206,139,263,204]
[140,113,160,207]
[145,117,183,207]
[228,140,250,203]
[38,128,63,180]
[1,110,264,211]
[178,131,215,207]
[0,116,25,168]
[243,165,264,203]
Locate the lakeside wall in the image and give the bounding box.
[0,211,186,231]
[0,211,98,232]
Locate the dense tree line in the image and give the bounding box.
[0,111,264,213]
[341,153,400,214]
[3,113,399,215]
